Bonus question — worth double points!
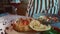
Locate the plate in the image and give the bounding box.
[29,20,51,31]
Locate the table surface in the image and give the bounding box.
[0,13,60,34]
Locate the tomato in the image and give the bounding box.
[22,20,29,25]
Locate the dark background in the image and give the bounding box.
[0,0,60,16]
